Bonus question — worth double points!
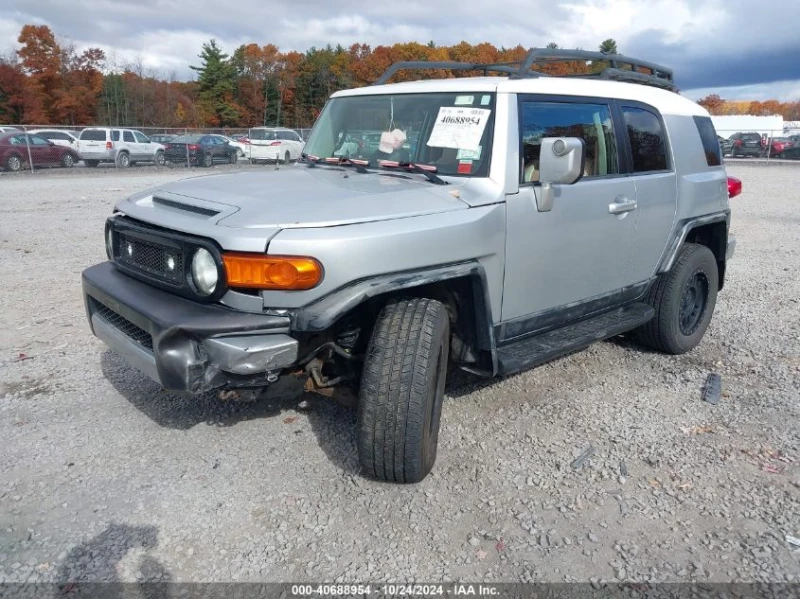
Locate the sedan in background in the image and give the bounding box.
[28,129,80,150]
[210,134,246,158]
[1,132,81,171]
[163,134,238,167]
[149,134,177,144]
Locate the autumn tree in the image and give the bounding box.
[697,94,726,115]
[191,39,239,126]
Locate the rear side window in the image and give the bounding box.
[111,130,121,142]
[693,116,722,167]
[622,107,669,172]
[80,129,107,141]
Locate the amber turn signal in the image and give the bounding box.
[222,253,323,290]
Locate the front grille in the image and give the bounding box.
[94,303,153,350]
[117,233,183,284]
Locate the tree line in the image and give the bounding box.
[1,25,798,129]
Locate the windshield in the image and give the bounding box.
[303,92,496,177]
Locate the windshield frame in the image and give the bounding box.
[303,91,497,178]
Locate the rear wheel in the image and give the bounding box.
[116,152,130,168]
[633,243,718,354]
[202,152,213,167]
[357,297,450,484]
[283,150,291,165]
[5,153,22,172]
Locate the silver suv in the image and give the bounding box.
[78,127,165,168]
[82,49,739,483]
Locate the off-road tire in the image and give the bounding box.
[634,243,718,354]
[85,160,99,168]
[116,152,130,168]
[6,153,22,172]
[357,297,450,484]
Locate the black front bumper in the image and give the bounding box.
[83,262,296,393]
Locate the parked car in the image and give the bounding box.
[82,48,738,484]
[78,128,166,168]
[29,129,80,150]
[0,126,21,134]
[1,132,80,171]
[163,134,238,167]
[149,134,177,144]
[241,127,304,164]
[717,135,733,156]
[728,132,763,157]
[764,137,794,157]
[779,140,800,160]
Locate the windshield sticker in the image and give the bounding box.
[457,161,473,174]
[480,95,491,106]
[454,95,474,106]
[378,129,407,154]
[456,147,482,160]
[427,107,491,152]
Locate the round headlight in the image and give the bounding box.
[105,226,114,260]
[191,248,218,296]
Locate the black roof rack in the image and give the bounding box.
[373,47,675,91]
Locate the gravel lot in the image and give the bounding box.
[1,163,798,585]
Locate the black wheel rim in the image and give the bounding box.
[679,270,709,335]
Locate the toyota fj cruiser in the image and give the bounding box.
[82,49,740,483]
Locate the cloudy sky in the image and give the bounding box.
[1,0,798,101]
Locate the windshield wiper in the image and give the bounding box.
[323,156,370,174]
[376,160,447,185]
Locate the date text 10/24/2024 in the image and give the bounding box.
[291,584,501,597]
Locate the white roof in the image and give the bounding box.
[333,76,707,118]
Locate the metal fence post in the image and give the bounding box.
[184,128,189,167]
[23,125,35,174]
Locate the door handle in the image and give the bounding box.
[608,198,637,215]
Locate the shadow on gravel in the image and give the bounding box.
[54,522,171,597]
[100,350,363,476]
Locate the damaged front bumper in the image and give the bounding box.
[82,262,299,393]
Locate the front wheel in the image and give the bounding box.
[357,297,450,484]
[283,150,291,165]
[154,151,165,166]
[229,151,237,164]
[633,243,718,354]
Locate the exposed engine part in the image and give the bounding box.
[218,388,261,402]
[297,341,362,367]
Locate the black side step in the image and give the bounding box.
[496,303,654,376]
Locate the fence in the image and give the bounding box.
[0,125,313,174]
[1,124,799,176]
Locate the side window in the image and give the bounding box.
[123,131,135,143]
[133,132,149,143]
[693,116,722,167]
[519,100,619,183]
[622,107,669,172]
[111,130,120,142]
[29,135,49,146]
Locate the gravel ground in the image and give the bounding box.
[0,163,798,585]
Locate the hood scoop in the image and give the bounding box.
[153,196,221,218]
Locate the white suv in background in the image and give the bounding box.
[78,128,166,168]
[242,127,305,164]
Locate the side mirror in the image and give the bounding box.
[535,137,585,212]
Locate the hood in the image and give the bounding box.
[118,166,470,235]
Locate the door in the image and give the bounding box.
[121,130,139,160]
[618,105,677,282]
[133,131,152,160]
[27,134,59,166]
[501,98,638,331]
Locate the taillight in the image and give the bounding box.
[188,144,199,150]
[269,141,282,146]
[727,176,742,198]
[239,138,250,144]
[734,140,742,147]
[106,141,113,150]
